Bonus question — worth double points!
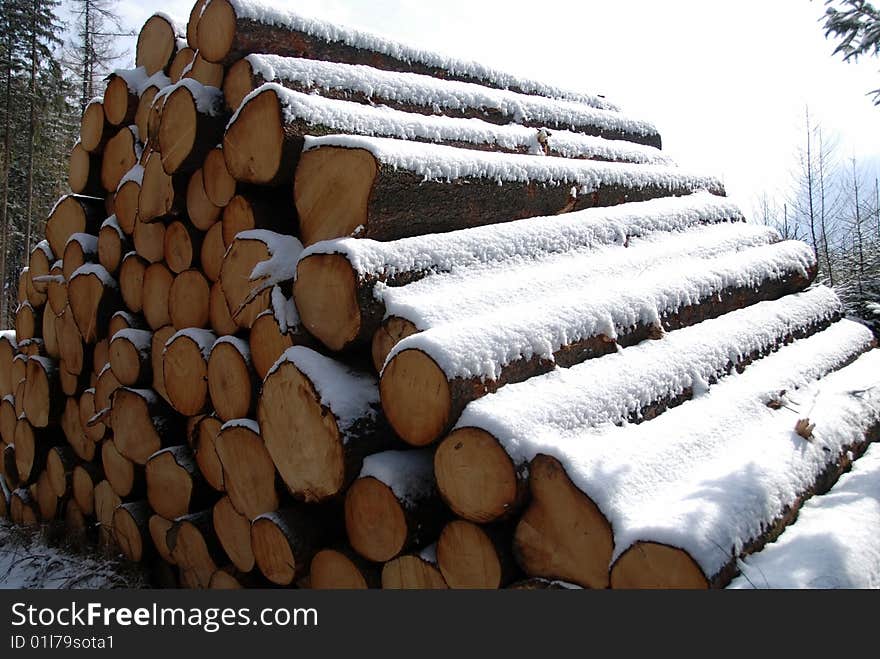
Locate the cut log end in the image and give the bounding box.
[214,423,278,520]
[223,88,287,184]
[294,253,360,352]
[110,389,163,465]
[169,269,211,330]
[163,334,210,416]
[143,262,174,330]
[344,477,407,563]
[213,495,254,572]
[203,147,237,208]
[372,317,419,372]
[101,127,138,193]
[148,514,176,565]
[114,180,140,236]
[222,58,255,114]
[434,428,521,523]
[437,520,506,589]
[137,14,177,76]
[380,348,452,446]
[146,450,194,519]
[186,168,222,231]
[207,342,254,422]
[381,555,448,589]
[80,102,107,153]
[197,0,237,64]
[248,311,295,380]
[112,503,149,562]
[309,549,373,589]
[610,542,709,590]
[294,146,378,245]
[104,75,136,126]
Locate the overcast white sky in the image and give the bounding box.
[106,0,880,214]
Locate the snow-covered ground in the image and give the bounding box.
[0,521,145,589]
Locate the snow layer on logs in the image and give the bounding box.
[456,317,877,580]
[221,418,260,434]
[267,346,378,437]
[33,240,53,259]
[269,286,300,333]
[378,222,782,333]
[154,78,224,116]
[455,286,845,433]
[137,71,173,95]
[213,335,251,359]
[118,164,145,190]
[301,133,722,193]
[359,449,435,507]
[387,240,818,379]
[101,216,123,237]
[113,328,152,354]
[240,229,304,285]
[70,263,117,288]
[165,328,217,359]
[234,83,661,158]
[215,0,619,109]
[729,443,880,589]
[301,192,743,280]
[66,233,99,253]
[113,66,150,94]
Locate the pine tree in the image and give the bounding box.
[823,0,880,103]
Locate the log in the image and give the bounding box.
[202,146,237,208]
[212,494,254,572]
[309,547,381,589]
[294,138,720,246]
[80,99,111,153]
[23,356,63,428]
[196,0,612,106]
[163,329,215,415]
[61,395,95,461]
[169,269,211,330]
[200,221,226,283]
[15,302,40,342]
[67,264,119,343]
[61,233,99,282]
[101,126,141,193]
[150,326,176,403]
[136,13,182,76]
[0,334,18,397]
[0,396,17,444]
[19,267,46,309]
[3,445,18,489]
[133,216,167,264]
[213,419,278,519]
[10,487,39,526]
[208,567,256,589]
[13,417,56,485]
[209,281,238,336]
[79,388,107,442]
[192,414,224,491]
[169,46,196,83]
[45,261,67,316]
[119,251,148,313]
[437,520,518,589]
[138,150,187,222]
[146,445,212,519]
[186,168,222,230]
[16,338,43,358]
[102,438,145,498]
[28,241,54,296]
[103,72,140,127]
[224,55,669,155]
[41,308,60,359]
[207,337,256,422]
[69,141,103,196]
[167,510,224,588]
[148,514,176,564]
[344,449,444,563]
[223,86,661,187]
[381,241,818,446]
[98,216,130,275]
[59,364,90,398]
[142,262,174,330]
[135,82,166,141]
[108,310,147,339]
[94,479,121,548]
[35,469,62,521]
[114,168,143,235]
[258,347,395,502]
[164,219,204,273]
[72,461,102,516]
[219,231,302,329]
[112,501,153,562]
[251,508,321,586]
[111,387,184,465]
[94,364,121,413]
[109,328,152,387]
[12,358,27,401]
[221,191,296,248]
[56,309,89,376]
[247,302,308,381]
[381,546,448,589]
[186,0,208,49]
[157,80,226,174]
[183,51,224,88]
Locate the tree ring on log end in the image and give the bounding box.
[137,15,177,76]
[251,516,297,586]
[164,335,209,416]
[437,519,503,589]
[113,507,144,562]
[344,477,407,563]
[610,541,709,589]
[293,254,360,352]
[223,88,285,184]
[310,549,369,589]
[380,348,452,446]
[197,0,237,64]
[159,86,198,175]
[381,555,448,589]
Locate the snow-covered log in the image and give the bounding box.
[309,547,381,589]
[138,150,186,222]
[114,165,144,235]
[80,99,111,154]
[109,328,153,387]
[162,328,215,415]
[207,337,257,422]
[344,449,445,562]
[218,230,303,329]
[23,356,62,428]
[223,85,663,186]
[157,79,227,174]
[97,217,130,275]
[609,346,880,589]
[167,510,224,588]
[294,192,744,352]
[435,288,856,530]
[250,507,322,586]
[136,13,184,76]
[169,46,196,83]
[101,126,141,193]
[150,326,175,404]
[146,445,212,519]
[110,387,183,465]
[213,418,278,519]
[382,241,818,446]
[729,443,880,590]
[183,50,224,88]
[197,0,618,109]
[381,544,448,589]
[247,288,315,380]
[45,195,105,258]
[103,70,142,127]
[27,241,53,295]
[118,252,148,314]
[293,135,722,246]
[67,264,119,344]
[226,55,667,155]
[61,233,99,282]
[258,347,395,502]
[112,501,152,562]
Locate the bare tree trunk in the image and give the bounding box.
[25,0,37,261]
[817,128,834,287]
[0,41,12,328]
[852,158,865,296]
[805,108,819,267]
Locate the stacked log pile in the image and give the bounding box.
[1,0,878,590]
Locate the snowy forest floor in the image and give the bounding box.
[0,521,146,589]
